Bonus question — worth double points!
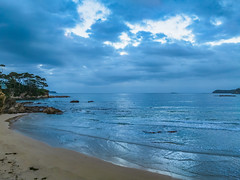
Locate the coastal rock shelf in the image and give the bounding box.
[2,100,63,115]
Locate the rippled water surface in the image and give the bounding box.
[13,93,240,179]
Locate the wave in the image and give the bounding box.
[24,125,240,159]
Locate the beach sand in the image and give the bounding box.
[0,114,177,180]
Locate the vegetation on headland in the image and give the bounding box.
[212,88,240,94]
[0,66,49,98]
[0,64,63,114]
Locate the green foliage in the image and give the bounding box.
[0,70,49,97]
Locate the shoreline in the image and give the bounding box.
[0,114,177,180]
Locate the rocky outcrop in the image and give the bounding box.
[0,90,6,113]
[24,106,47,113]
[12,95,70,100]
[2,98,17,114]
[2,98,63,115]
[43,107,63,114]
[0,89,63,114]
[7,103,26,114]
[23,106,63,114]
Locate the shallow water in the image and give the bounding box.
[13,93,240,179]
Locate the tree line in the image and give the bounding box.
[0,64,49,97]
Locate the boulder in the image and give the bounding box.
[14,103,26,113]
[18,105,26,113]
[8,107,17,114]
[43,107,63,114]
[70,100,79,103]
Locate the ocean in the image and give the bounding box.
[12,93,240,179]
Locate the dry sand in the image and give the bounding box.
[0,114,177,180]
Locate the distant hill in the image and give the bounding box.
[212,88,240,94]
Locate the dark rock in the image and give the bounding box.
[29,167,39,171]
[24,106,46,113]
[143,131,162,134]
[168,131,177,133]
[5,153,17,155]
[88,101,94,103]
[1,93,63,115]
[24,106,63,114]
[43,107,63,114]
[70,100,79,103]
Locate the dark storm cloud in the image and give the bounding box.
[0,0,113,67]
[1,0,240,92]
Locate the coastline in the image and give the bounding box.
[0,114,177,180]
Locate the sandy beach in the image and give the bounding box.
[0,114,176,180]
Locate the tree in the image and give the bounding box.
[1,71,49,97]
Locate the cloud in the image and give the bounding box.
[103,14,197,54]
[126,15,196,44]
[206,36,240,46]
[37,64,55,75]
[1,0,240,93]
[104,32,131,49]
[211,19,223,26]
[103,32,142,55]
[119,51,128,56]
[65,0,110,38]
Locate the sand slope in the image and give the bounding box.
[0,114,177,180]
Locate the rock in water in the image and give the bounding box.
[70,100,79,103]
[43,107,63,114]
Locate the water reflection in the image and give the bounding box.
[13,93,240,179]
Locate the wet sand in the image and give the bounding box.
[0,114,177,180]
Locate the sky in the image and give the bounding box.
[1,0,240,93]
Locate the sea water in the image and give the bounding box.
[13,93,240,179]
